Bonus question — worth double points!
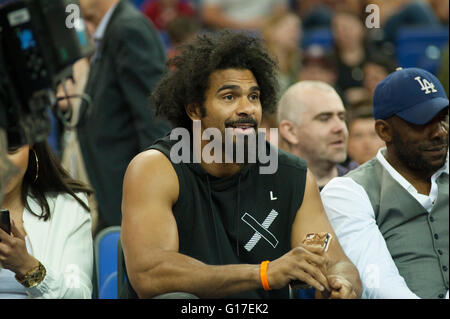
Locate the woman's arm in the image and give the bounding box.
[26,193,93,299]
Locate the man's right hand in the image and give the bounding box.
[267,244,330,292]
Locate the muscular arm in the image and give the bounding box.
[291,170,362,298]
[122,154,341,298]
[121,150,262,298]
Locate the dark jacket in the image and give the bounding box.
[77,0,170,226]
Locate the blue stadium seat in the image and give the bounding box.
[290,287,316,299]
[395,27,449,74]
[94,226,121,299]
[302,28,334,51]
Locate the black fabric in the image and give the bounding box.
[120,134,307,299]
[0,94,6,129]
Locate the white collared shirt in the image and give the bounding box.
[91,3,118,63]
[376,148,448,213]
[321,148,449,299]
[0,193,93,299]
[93,3,118,43]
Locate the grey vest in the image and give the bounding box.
[346,158,449,299]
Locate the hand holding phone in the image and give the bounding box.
[0,209,11,235]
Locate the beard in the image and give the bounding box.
[392,129,448,176]
[223,117,259,164]
[223,128,262,164]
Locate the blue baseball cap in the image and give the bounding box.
[373,67,449,125]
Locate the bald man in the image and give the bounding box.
[278,81,357,189]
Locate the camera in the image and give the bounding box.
[0,0,93,148]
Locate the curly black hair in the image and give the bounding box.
[151,30,280,131]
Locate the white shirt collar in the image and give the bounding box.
[376,147,449,192]
[93,3,118,42]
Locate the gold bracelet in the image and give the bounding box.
[15,262,46,288]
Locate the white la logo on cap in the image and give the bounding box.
[414,76,437,94]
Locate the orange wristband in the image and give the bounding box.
[260,260,271,291]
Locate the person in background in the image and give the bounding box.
[142,0,196,31]
[278,81,357,190]
[331,9,370,104]
[297,45,338,89]
[295,0,332,31]
[347,105,385,165]
[363,0,440,53]
[362,55,397,100]
[294,0,365,31]
[382,0,440,45]
[346,54,396,108]
[70,0,169,232]
[57,58,100,235]
[165,16,200,61]
[201,0,288,31]
[321,67,449,299]
[0,141,93,298]
[262,11,303,94]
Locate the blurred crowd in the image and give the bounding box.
[1,0,448,300]
[52,0,449,231]
[47,0,448,234]
[125,0,449,171]
[133,0,449,100]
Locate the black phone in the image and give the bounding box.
[0,209,11,234]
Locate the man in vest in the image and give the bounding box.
[321,67,449,298]
[120,31,361,299]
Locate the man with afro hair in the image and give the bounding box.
[120,31,361,299]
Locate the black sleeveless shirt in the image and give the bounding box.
[122,134,308,299]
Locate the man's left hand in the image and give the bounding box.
[326,275,358,299]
